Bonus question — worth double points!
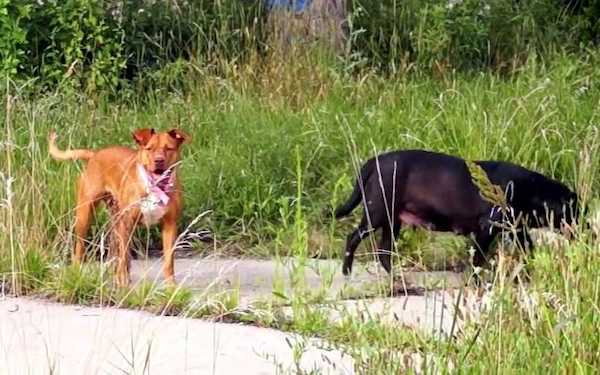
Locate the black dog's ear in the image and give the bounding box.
[168,129,190,145]
[133,128,155,146]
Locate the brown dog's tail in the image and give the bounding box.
[48,131,95,161]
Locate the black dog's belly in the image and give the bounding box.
[398,210,435,229]
[398,209,478,236]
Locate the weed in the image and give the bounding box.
[45,263,111,304]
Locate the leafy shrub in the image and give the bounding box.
[118,0,267,79]
[3,0,266,92]
[1,0,599,92]
[348,0,599,73]
[0,0,30,77]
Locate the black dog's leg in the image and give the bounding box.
[377,222,400,274]
[472,208,504,267]
[469,229,497,286]
[473,231,494,267]
[510,228,534,283]
[341,229,362,275]
[473,216,500,268]
[512,228,532,251]
[342,217,372,276]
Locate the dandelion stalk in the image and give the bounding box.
[4,77,18,294]
[466,161,507,210]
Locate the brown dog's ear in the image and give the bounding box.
[168,129,190,145]
[133,128,155,146]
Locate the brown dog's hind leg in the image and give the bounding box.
[73,177,102,264]
[73,202,92,263]
[113,213,137,286]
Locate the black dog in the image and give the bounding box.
[335,150,578,275]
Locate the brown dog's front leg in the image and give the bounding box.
[161,217,178,284]
[113,215,136,286]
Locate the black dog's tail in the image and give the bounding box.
[334,159,374,219]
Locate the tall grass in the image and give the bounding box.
[3,50,598,251]
[452,244,599,372]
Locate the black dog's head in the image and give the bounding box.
[529,177,579,231]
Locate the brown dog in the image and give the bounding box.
[49,128,189,286]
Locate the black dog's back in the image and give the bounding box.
[335,150,486,220]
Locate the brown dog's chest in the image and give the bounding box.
[101,169,175,227]
[136,165,176,225]
[138,194,169,225]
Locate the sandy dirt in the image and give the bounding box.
[0,297,354,374]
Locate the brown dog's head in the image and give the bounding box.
[133,128,189,174]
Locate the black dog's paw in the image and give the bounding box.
[172,229,215,258]
[342,263,352,276]
[178,229,214,245]
[194,229,214,243]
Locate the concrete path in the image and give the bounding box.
[131,257,472,335]
[0,297,354,375]
[131,257,465,304]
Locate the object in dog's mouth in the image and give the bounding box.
[138,164,175,225]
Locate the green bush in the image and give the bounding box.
[2,0,266,92]
[0,0,30,77]
[2,0,599,93]
[348,0,599,72]
[118,0,267,78]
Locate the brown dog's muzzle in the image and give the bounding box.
[154,157,167,173]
